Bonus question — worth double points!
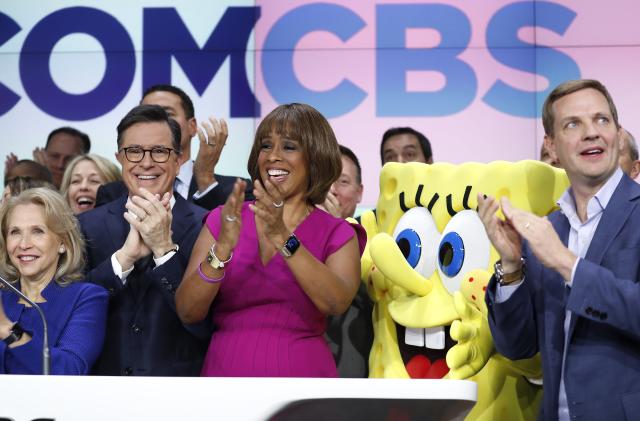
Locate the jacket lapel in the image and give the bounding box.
[187,176,198,201]
[106,195,129,252]
[171,195,196,245]
[584,176,638,264]
[568,176,640,338]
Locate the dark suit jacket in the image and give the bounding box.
[486,175,640,420]
[95,173,253,210]
[325,283,373,378]
[79,194,209,376]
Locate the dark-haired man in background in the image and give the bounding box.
[5,126,90,189]
[380,126,433,164]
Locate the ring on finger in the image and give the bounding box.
[272,200,284,208]
[224,214,237,223]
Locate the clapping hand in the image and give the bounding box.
[477,193,523,272]
[215,179,246,259]
[249,178,289,249]
[318,191,341,218]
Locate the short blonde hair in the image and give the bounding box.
[247,103,341,205]
[60,154,122,201]
[0,188,85,286]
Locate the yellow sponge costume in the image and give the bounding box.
[361,161,568,420]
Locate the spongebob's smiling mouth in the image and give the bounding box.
[395,323,455,379]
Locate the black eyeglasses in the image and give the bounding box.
[119,146,175,163]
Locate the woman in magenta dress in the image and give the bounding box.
[176,103,365,377]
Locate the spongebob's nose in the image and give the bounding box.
[370,232,433,296]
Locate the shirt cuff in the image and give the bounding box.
[153,250,177,267]
[567,258,580,288]
[192,181,219,200]
[495,277,524,303]
[111,253,133,284]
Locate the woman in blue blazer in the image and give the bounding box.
[0,187,108,374]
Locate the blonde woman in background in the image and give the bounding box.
[60,154,121,214]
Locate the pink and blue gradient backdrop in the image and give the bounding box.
[1,1,639,206]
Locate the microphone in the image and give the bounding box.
[0,275,50,375]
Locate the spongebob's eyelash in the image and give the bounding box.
[399,184,473,216]
[446,185,474,216]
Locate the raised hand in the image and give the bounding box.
[477,193,522,272]
[249,178,289,249]
[318,191,341,218]
[124,188,174,258]
[32,147,48,167]
[4,153,18,177]
[193,116,228,192]
[115,221,152,270]
[215,179,246,259]
[499,197,576,281]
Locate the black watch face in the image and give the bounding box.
[282,235,300,257]
[286,236,300,249]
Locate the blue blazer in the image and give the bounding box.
[0,281,108,374]
[486,175,640,420]
[79,194,210,376]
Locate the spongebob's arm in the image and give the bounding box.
[494,353,542,380]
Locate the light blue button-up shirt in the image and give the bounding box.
[496,168,623,420]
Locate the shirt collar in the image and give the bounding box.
[177,159,193,186]
[557,167,623,223]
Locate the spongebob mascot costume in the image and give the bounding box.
[360,161,568,420]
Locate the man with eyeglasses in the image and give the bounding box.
[96,84,252,209]
[78,104,210,376]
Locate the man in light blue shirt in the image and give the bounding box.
[479,79,640,420]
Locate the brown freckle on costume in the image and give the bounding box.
[471,295,477,301]
[469,277,474,282]
[482,286,487,292]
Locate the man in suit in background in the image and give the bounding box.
[322,145,371,377]
[80,104,209,376]
[96,84,252,209]
[480,79,640,420]
[618,128,640,180]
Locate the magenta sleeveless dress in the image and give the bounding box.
[200,203,363,377]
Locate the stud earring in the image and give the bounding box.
[59,246,66,254]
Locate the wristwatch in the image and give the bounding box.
[279,234,301,258]
[3,323,25,346]
[206,243,232,269]
[494,258,525,286]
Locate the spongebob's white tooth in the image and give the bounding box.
[404,327,425,347]
[424,326,445,350]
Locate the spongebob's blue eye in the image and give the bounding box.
[438,232,465,277]
[391,207,439,278]
[437,210,490,294]
[395,228,422,268]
